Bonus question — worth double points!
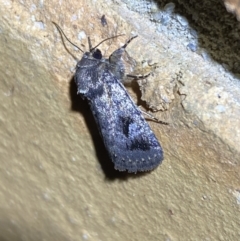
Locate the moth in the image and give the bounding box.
[53,22,164,173]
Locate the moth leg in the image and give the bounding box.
[138,106,169,125]
[127,72,151,80]
[126,60,159,82]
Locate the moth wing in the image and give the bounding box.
[89,70,163,173]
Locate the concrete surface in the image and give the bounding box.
[0,0,239,241]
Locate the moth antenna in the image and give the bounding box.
[88,37,93,52]
[52,21,84,53]
[90,34,125,52]
[122,35,138,49]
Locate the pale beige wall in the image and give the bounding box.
[0,0,239,240]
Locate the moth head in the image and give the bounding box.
[91,48,102,60]
[88,35,124,60]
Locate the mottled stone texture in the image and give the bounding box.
[0,0,239,241]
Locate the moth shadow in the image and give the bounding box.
[130,80,146,108]
[69,77,149,180]
[128,80,155,121]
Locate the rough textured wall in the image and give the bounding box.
[0,0,239,241]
